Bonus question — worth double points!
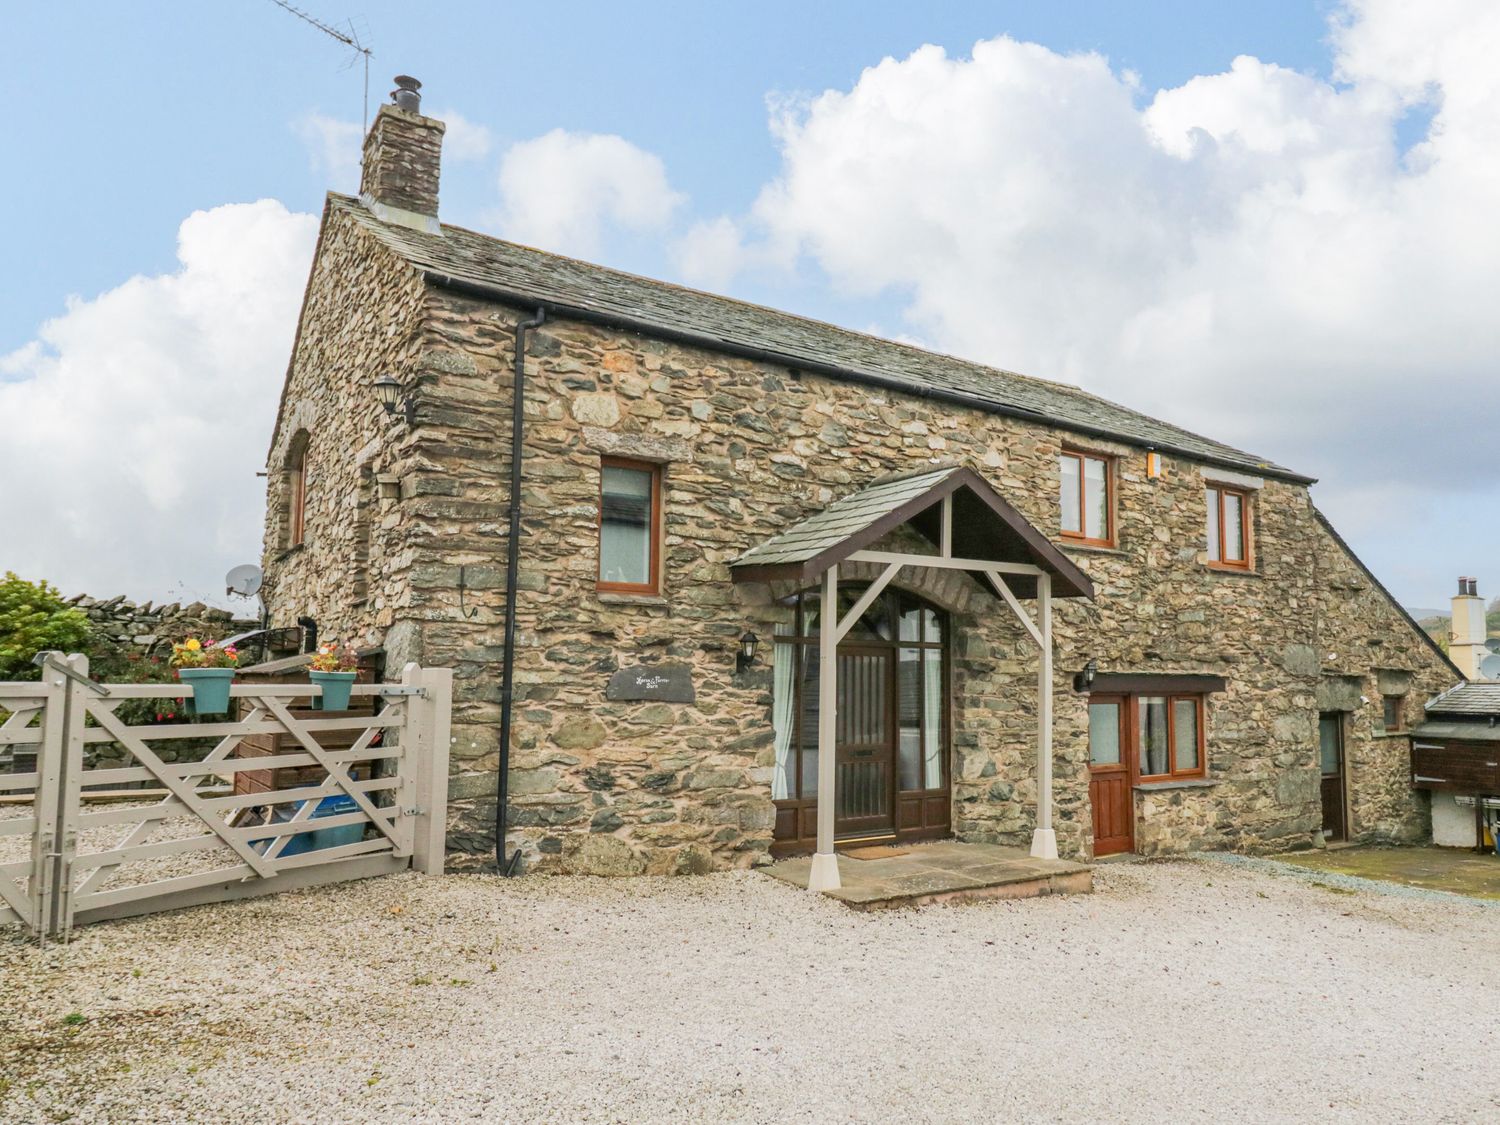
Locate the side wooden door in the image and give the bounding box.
[1319,712,1347,841]
[1088,695,1133,856]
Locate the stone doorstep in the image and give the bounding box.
[762,841,1093,910]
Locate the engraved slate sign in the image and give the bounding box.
[606,664,696,704]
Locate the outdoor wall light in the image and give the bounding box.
[736,630,760,672]
[1072,658,1098,693]
[374,374,417,426]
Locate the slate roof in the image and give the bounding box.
[734,466,959,568]
[1424,682,1500,719]
[727,463,1094,599]
[330,194,1310,483]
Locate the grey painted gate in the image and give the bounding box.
[0,654,451,940]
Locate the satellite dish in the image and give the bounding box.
[225,564,263,599]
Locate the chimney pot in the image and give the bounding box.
[392,75,422,113]
[359,79,446,229]
[1460,577,1469,595]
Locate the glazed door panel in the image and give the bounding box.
[1088,697,1133,856]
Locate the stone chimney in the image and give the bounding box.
[1450,576,1487,679]
[359,76,446,234]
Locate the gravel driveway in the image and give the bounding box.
[2,859,1497,1123]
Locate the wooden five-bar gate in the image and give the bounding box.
[0,654,451,940]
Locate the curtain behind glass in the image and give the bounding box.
[771,628,795,800]
[923,648,943,788]
[600,465,652,584]
[1139,697,1169,775]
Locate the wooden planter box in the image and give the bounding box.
[232,653,385,797]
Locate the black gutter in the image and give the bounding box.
[497,307,546,876]
[423,270,1317,488]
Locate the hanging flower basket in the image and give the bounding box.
[308,644,359,711]
[170,637,240,716]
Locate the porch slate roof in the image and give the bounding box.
[733,466,958,569]
[330,193,1310,484]
[1424,682,1500,719]
[728,463,1094,599]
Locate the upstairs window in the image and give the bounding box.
[1205,485,1250,569]
[1059,450,1114,546]
[1381,694,1404,732]
[598,457,661,594]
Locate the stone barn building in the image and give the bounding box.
[261,82,1459,877]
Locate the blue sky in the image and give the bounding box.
[4,0,1497,611]
[3,0,1334,353]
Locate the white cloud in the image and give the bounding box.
[430,109,493,162]
[294,113,363,191]
[676,0,1500,600]
[492,129,685,257]
[0,201,318,606]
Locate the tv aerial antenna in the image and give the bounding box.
[266,0,375,131]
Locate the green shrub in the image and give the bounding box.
[0,573,92,681]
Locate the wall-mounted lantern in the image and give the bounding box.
[1145,450,1164,479]
[373,374,417,426]
[1072,657,1098,693]
[736,630,760,672]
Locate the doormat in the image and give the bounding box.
[844,845,911,860]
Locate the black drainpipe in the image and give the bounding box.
[497,308,546,875]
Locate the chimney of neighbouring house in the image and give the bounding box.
[359,75,446,233]
[1451,576,1488,679]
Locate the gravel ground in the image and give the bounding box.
[2,858,1497,1123]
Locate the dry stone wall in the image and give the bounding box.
[66,594,257,660]
[262,209,1459,872]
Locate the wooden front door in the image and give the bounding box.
[1319,712,1347,841]
[834,647,895,838]
[1088,695,1133,856]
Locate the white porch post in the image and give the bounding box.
[1030,571,1058,859]
[807,563,841,892]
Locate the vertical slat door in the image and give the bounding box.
[834,648,894,836]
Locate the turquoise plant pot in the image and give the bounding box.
[178,667,235,716]
[309,669,357,712]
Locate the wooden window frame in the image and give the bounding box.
[1087,694,1129,771]
[1381,694,1405,733]
[284,430,310,550]
[597,456,663,595]
[1098,693,1206,782]
[1205,484,1253,571]
[1058,448,1116,548]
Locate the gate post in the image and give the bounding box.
[403,663,452,875]
[27,656,69,940]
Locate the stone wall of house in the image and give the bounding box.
[1309,514,1457,844]
[401,294,1362,872]
[260,207,432,666]
[264,207,1457,873]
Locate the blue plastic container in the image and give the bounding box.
[255,794,364,856]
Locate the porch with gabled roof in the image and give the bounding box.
[731,463,1094,894]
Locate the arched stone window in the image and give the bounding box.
[283,430,310,549]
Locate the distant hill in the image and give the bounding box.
[1406,608,1450,623]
